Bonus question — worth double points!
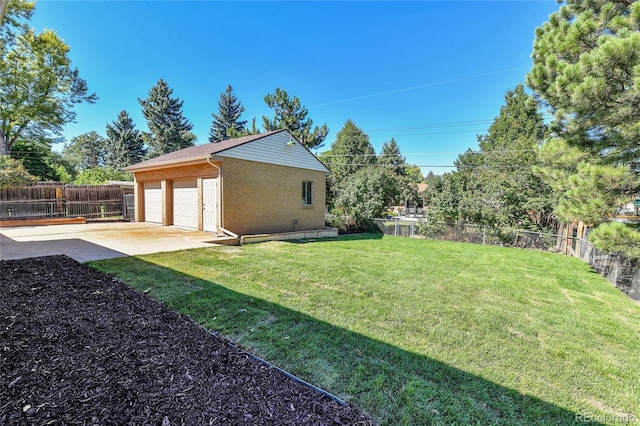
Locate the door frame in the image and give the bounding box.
[203,178,218,232]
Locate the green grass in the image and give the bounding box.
[89,234,640,425]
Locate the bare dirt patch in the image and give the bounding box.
[0,256,373,425]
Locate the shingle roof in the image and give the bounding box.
[124,130,286,171]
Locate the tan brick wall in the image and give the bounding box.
[222,157,326,235]
[132,158,327,235]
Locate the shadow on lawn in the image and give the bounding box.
[91,257,598,426]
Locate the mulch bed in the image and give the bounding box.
[0,255,374,425]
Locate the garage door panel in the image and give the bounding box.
[173,181,198,229]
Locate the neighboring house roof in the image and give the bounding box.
[124,130,329,173]
[417,183,428,194]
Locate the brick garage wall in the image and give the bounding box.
[222,157,326,235]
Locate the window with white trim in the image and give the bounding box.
[302,181,313,206]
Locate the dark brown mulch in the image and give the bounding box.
[0,255,374,425]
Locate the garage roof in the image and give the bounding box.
[124,130,286,172]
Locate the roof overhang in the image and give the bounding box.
[123,155,221,173]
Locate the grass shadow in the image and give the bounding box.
[90,256,597,426]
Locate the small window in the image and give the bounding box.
[302,181,313,206]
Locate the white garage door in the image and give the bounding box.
[144,182,162,224]
[173,180,198,229]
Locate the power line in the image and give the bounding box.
[365,120,494,132]
[320,149,539,157]
[309,66,530,108]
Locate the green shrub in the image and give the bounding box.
[0,156,38,187]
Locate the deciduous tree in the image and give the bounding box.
[0,156,38,186]
[333,166,397,229]
[74,167,132,185]
[0,0,97,156]
[453,85,554,230]
[62,131,106,171]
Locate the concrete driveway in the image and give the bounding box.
[0,222,222,262]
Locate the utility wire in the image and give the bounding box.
[309,66,530,108]
[9,149,540,159]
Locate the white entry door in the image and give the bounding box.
[173,180,198,229]
[203,178,217,232]
[144,182,162,224]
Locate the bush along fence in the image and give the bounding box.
[0,183,134,221]
[373,218,640,301]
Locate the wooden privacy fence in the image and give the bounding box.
[0,183,134,221]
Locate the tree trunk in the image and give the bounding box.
[0,133,9,156]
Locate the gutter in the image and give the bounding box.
[124,156,210,173]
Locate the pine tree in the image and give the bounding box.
[525,0,640,245]
[105,110,146,169]
[262,88,328,150]
[139,79,196,158]
[379,138,406,175]
[526,0,640,165]
[209,85,247,142]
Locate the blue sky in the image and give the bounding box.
[32,0,559,175]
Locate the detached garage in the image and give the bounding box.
[124,130,330,237]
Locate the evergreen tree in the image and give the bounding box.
[323,120,376,183]
[226,117,261,139]
[209,85,246,142]
[526,0,640,166]
[526,0,640,254]
[379,138,406,175]
[262,88,328,150]
[105,110,146,169]
[139,79,196,158]
[11,138,61,181]
[378,138,420,207]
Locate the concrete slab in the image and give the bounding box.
[0,222,222,262]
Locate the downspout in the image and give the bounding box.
[207,156,237,238]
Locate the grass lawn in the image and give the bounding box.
[90,234,640,425]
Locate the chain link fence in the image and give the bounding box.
[373,219,580,254]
